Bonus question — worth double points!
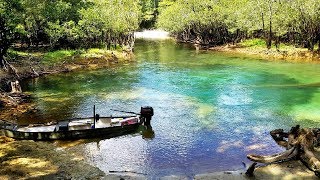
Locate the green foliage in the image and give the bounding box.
[7,50,30,57]
[240,39,266,47]
[43,50,79,65]
[80,48,112,59]
[290,0,320,50]
[157,0,235,45]
[74,0,140,48]
[157,0,320,51]
[2,0,320,62]
[79,0,140,34]
[0,0,23,67]
[139,0,161,29]
[1,0,141,57]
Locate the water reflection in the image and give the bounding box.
[21,40,320,178]
[141,125,155,139]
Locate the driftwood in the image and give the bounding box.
[247,125,320,177]
[245,162,257,177]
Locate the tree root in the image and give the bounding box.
[245,162,257,177]
[247,125,320,177]
[247,147,299,163]
[1,57,19,78]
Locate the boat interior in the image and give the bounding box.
[13,116,139,132]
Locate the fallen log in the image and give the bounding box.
[247,125,320,177]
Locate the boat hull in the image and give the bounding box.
[1,123,140,140]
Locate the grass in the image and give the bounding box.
[80,48,111,58]
[240,38,266,47]
[42,50,81,65]
[239,38,310,53]
[7,47,131,69]
[7,49,43,61]
[7,50,30,57]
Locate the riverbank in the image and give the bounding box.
[1,135,318,180]
[100,161,318,179]
[210,45,320,63]
[0,137,104,179]
[198,39,320,63]
[1,39,320,179]
[194,161,318,180]
[0,47,133,179]
[0,48,133,121]
[2,47,133,82]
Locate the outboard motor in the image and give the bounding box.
[140,106,154,126]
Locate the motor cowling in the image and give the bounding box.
[141,106,154,117]
[140,106,153,126]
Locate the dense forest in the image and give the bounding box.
[0,0,155,69]
[1,0,320,69]
[157,0,320,51]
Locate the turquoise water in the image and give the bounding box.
[22,40,320,177]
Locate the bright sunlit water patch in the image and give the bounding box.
[134,30,170,39]
[21,40,320,178]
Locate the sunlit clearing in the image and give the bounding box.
[6,157,58,177]
[0,152,5,158]
[0,141,16,158]
[0,175,9,180]
[263,165,283,176]
[258,164,315,179]
[134,30,170,39]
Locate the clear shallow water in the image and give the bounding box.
[22,40,320,177]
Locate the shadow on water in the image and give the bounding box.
[18,39,320,178]
[141,125,155,139]
[51,124,154,149]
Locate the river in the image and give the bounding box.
[22,39,320,178]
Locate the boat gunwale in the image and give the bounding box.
[1,119,142,140]
[0,115,141,132]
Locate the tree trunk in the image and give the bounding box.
[267,0,273,49]
[308,38,315,51]
[10,81,22,93]
[0,47,19,77]
[0,17,10,70]
[267,20,272,49]
[0,47,9,69]
[0,56,6,69]
[262,12,265,38]
[275,36,280,51]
